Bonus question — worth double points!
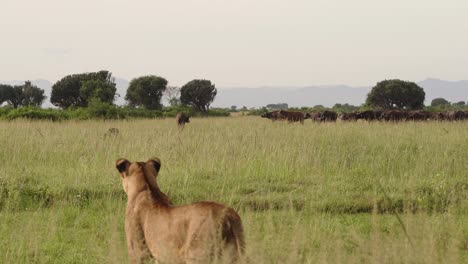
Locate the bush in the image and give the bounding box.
[0,107,65,121]
[247,107,269,116]
[0,105,230,121]
[86,99,121,119]
[196,108,230,117]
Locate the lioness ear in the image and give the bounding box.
[116,159,130,173]
[147,158,161,172]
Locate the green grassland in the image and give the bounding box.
[0,117,467,263]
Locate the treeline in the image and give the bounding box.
[1,76,467,120]
[0,70,228,120]
[0,104,230,121]
[247,79,467,115]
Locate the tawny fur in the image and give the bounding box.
[116,158,245,264]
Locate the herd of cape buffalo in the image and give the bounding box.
[260,109,468,123]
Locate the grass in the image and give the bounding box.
[0,117,467,263]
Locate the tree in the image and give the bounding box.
[51,70,116,108]
[80,79,116,104]
[125,75,167,109]
[366,79,425,110]
[7,86,24,108]
[163,86,181,106]
[0,81,45,108]
[332,103,359,113]
[0,84,14,105]
[266,103,288,110]
[180,79,217,112]
[431,98,450,107]
[19,81,46,107]
[453,101,466,106]
[312,105,326,111]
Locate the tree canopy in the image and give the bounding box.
[51,70,116,108]
[180,79,217,112]
[266,103,288,110]
[366,79,425,110]
[430,98,450,107]
[125,75,167,110]
[19,81,46,107]
[332,103,360,113]
[0,81,45,108]
[0,84,14,105]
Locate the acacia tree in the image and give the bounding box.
[125,75,167,109]
[51,70,116,108]
[180,79,217,112]
[366,79,425,110]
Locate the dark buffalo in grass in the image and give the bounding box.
[261,110,284,121]
[444,110,465,121]
[176,112,190,127]
[320,111,338,122]
[381,110,408,121]
[406,110,431,121]
[279,110,305,124]
[356,110,383,121]
[339,112,358,121]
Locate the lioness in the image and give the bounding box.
[116,158,245,264]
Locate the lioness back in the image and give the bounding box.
[116,158,244,263]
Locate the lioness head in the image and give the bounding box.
[115,158,161,196]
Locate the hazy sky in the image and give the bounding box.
[1,0,467,87]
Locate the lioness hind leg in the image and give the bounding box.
[125,221,152,264]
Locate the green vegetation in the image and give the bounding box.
[180,79,217,112]
[0,118,466,263]
[0,105,230,121]
[0,81,45,108]
[51,70,116,108]
[431,98,451,107]
[366,79,426,110]
[125,75,167,110]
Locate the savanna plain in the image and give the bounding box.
[0,117,467,264]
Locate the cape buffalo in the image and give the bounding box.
[356,110,383,121]
[176,112,190,127]
[279,110,305,124]
[339,112,358,121]
[407,110,431,121]
[380,110,408,121]
[444,110,465,121]
[261,110,284,121]
[308,112,322,122]
[319,111,338,122]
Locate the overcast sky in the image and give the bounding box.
[1,0,467,87]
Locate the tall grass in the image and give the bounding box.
[0,118,467,263]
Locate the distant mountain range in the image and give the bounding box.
[1,78,466,108]
[214,78,468,108]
